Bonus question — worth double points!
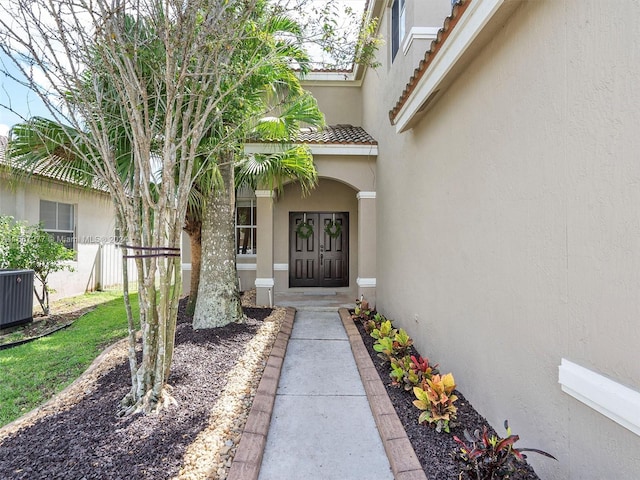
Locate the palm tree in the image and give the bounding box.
[190,10,324,328]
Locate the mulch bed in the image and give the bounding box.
[353,316,541,480]
[0,299,272,480]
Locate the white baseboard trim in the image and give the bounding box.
[559,358,640,437]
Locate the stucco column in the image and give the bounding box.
[356,191,376,307]
[255,189,274,306]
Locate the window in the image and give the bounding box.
[236,198,256,255]
[40,200,75,250]
[391,0,406,61]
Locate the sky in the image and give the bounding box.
[0,0,366,137]
[0,52,51,136]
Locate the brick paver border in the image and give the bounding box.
[227,306,295,480]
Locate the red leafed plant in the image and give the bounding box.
[452,420,556,480]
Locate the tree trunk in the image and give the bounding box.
[184,212,202,316]
[193,152,244,329]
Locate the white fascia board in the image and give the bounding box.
[394,0,505,133]
[559,358,640,437]
[310,144,378,156]
[402,27,440,56]
[244,143,378,157]
[300,71,362,87]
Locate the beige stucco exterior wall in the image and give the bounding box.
[0,173,116,300]
[361,1,640,478]
[304,85,362,126]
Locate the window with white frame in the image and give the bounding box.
[236,198,256,255]
[40,199,75,250]
[391,0,406,61]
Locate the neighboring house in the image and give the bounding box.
[0,134,122,300]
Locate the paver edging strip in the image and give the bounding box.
[339,308,428,480]
[0,321,74,350]
[227,306,296,480]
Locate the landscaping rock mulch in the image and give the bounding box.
[353,317,541,480]
[0,297,282,480]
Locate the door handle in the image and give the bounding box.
[320,253,324,265]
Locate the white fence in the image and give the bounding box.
[87,243,140,291]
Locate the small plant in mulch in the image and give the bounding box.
[452,420,557,480]
[351,297,372,322]
[390,354,439,391]
[413,373,459,433]
[373,327,413,363]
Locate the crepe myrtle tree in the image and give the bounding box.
[0,0,329,415]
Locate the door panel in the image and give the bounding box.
[289,212,348,288]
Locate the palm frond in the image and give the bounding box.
[235,145,317,195]
[7,117,97,188]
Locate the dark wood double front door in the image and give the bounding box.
[289,212,349,288]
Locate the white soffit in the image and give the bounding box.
[394,0,507,133]
[245,143,378,156]
[559,358,640,437]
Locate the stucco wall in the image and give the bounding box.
[362,1,640,478]
[304,85,362,126]
[273,177,359,294]
[0,174,115,300]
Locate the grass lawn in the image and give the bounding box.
[0,291,139,427]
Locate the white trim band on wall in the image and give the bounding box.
[255,190,274,198]
[254,277,275,288]
[245,143,378,157]
[273,263,289,271]
[356,191,376,200]
[182,263,192,271]
[237,263,257,271]
[559,358,640,437]
[356,277,376,287]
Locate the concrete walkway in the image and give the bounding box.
[227,307,427,480]
[258,310,393,480]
